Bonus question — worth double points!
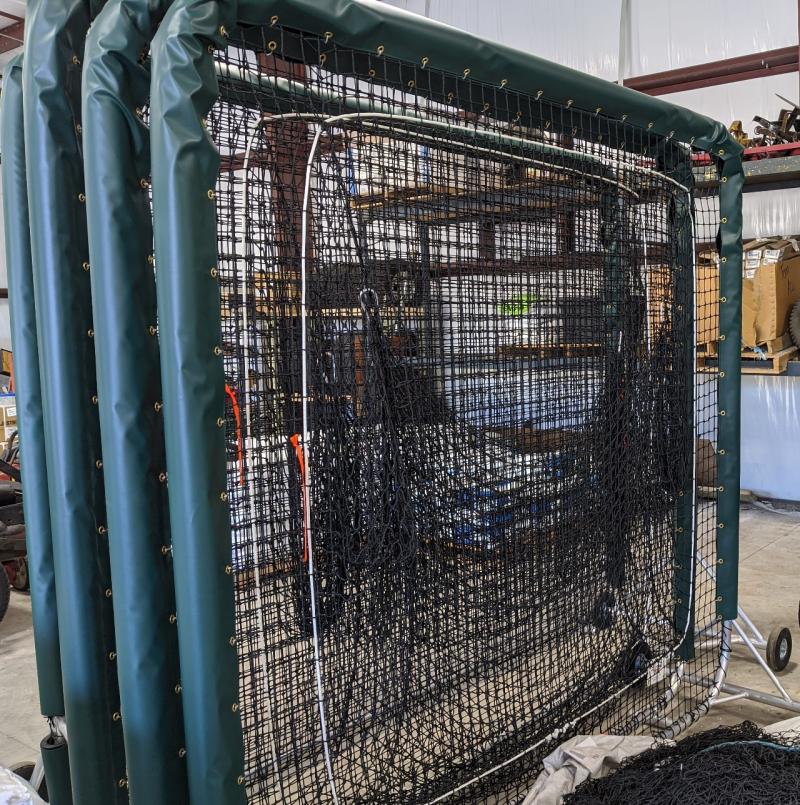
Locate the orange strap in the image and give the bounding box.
[289,434,309,564]
[224,384,245,487]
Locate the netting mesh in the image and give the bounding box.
[207,26,726,804]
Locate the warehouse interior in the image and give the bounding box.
[1,0,800,803]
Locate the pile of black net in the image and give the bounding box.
[566,722,800,804]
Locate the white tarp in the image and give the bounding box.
[0,768,45,805]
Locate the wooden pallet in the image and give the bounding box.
[740,344,798,374]
[697,332,798,375]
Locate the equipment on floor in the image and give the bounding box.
[565,721,800,804]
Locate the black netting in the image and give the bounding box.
[208,25,726,804]
[566,722,800,804]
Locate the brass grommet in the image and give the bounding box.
[721,256,727,263]
[82,261,90,272]
[154,401,163,412]
[719,148,725,155]
[139,178,150,190]
[213,345,223,356]
[147,254,155,266]
[207,44,215,54]
[216,417,225,428]
[159,471,168,483]
[718,558,725,565]
[91,394,99,405]
[422,57,430,68]
[677,527,683,533]
[721,176,728,183]
[149,325,158,336]
[319,53,327,65]
[210,266,218,278]
[718,522,725,529]
[678,490,684,497]
[721,296,727,303]
[535,90,544,100]
[105,588,113,598]
[87,329,94,338]
[178,748,186,758]
[97,525,107,535]
[225,565,232,575]
[108,651,116,661]
[565,99,574,108]
[368,69,376,79]
[324,31,333,43]
[169,613,177,624]
[78,192,86,203]
[175,683,182,694]
[719,448,726,455]
[95,459,103,469]
[721,217,728,224]
[71,55,80,65]
[720,371,726,378]
[229,635,237,646]
[237,775,245,785]
[462,68,470,78]
[267,40,277,52]
[220,491,228,502]
[720,410,726,416]
[270,15,278,25]
[647,121,654,129]
[112,711,121,721]
[218,25,228,37]
[720,334,726,341]
[376,44,385,56]
[161,545,171,556]
[407,79,415,88]
[207,189,216,200]
[118,778,127,789]
[231,702,239,712]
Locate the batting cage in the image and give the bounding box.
[4,0,742,804]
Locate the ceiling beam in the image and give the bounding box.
[0,20,23,54]
[624,46,798,96]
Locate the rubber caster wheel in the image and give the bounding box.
[9,761,48,800]
[766,626,792,673]
[11,558,29,592]
[624,640,653,686]
[591,591,616,630]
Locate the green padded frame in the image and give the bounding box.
[145,2,743,803]
[22,0,126,802]
[82,1,188,802]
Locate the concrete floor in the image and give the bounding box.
[1,505,800,770]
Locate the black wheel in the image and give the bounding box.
[9,760,47,800]
[624,640,653,686]
[11,557,29,591]
[766,626,792,672]
[790,300,800,348]
[0,566,10,624]
[591,590,616,630]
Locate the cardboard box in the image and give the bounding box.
[696,265,720,345]
[741,255,800,347]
